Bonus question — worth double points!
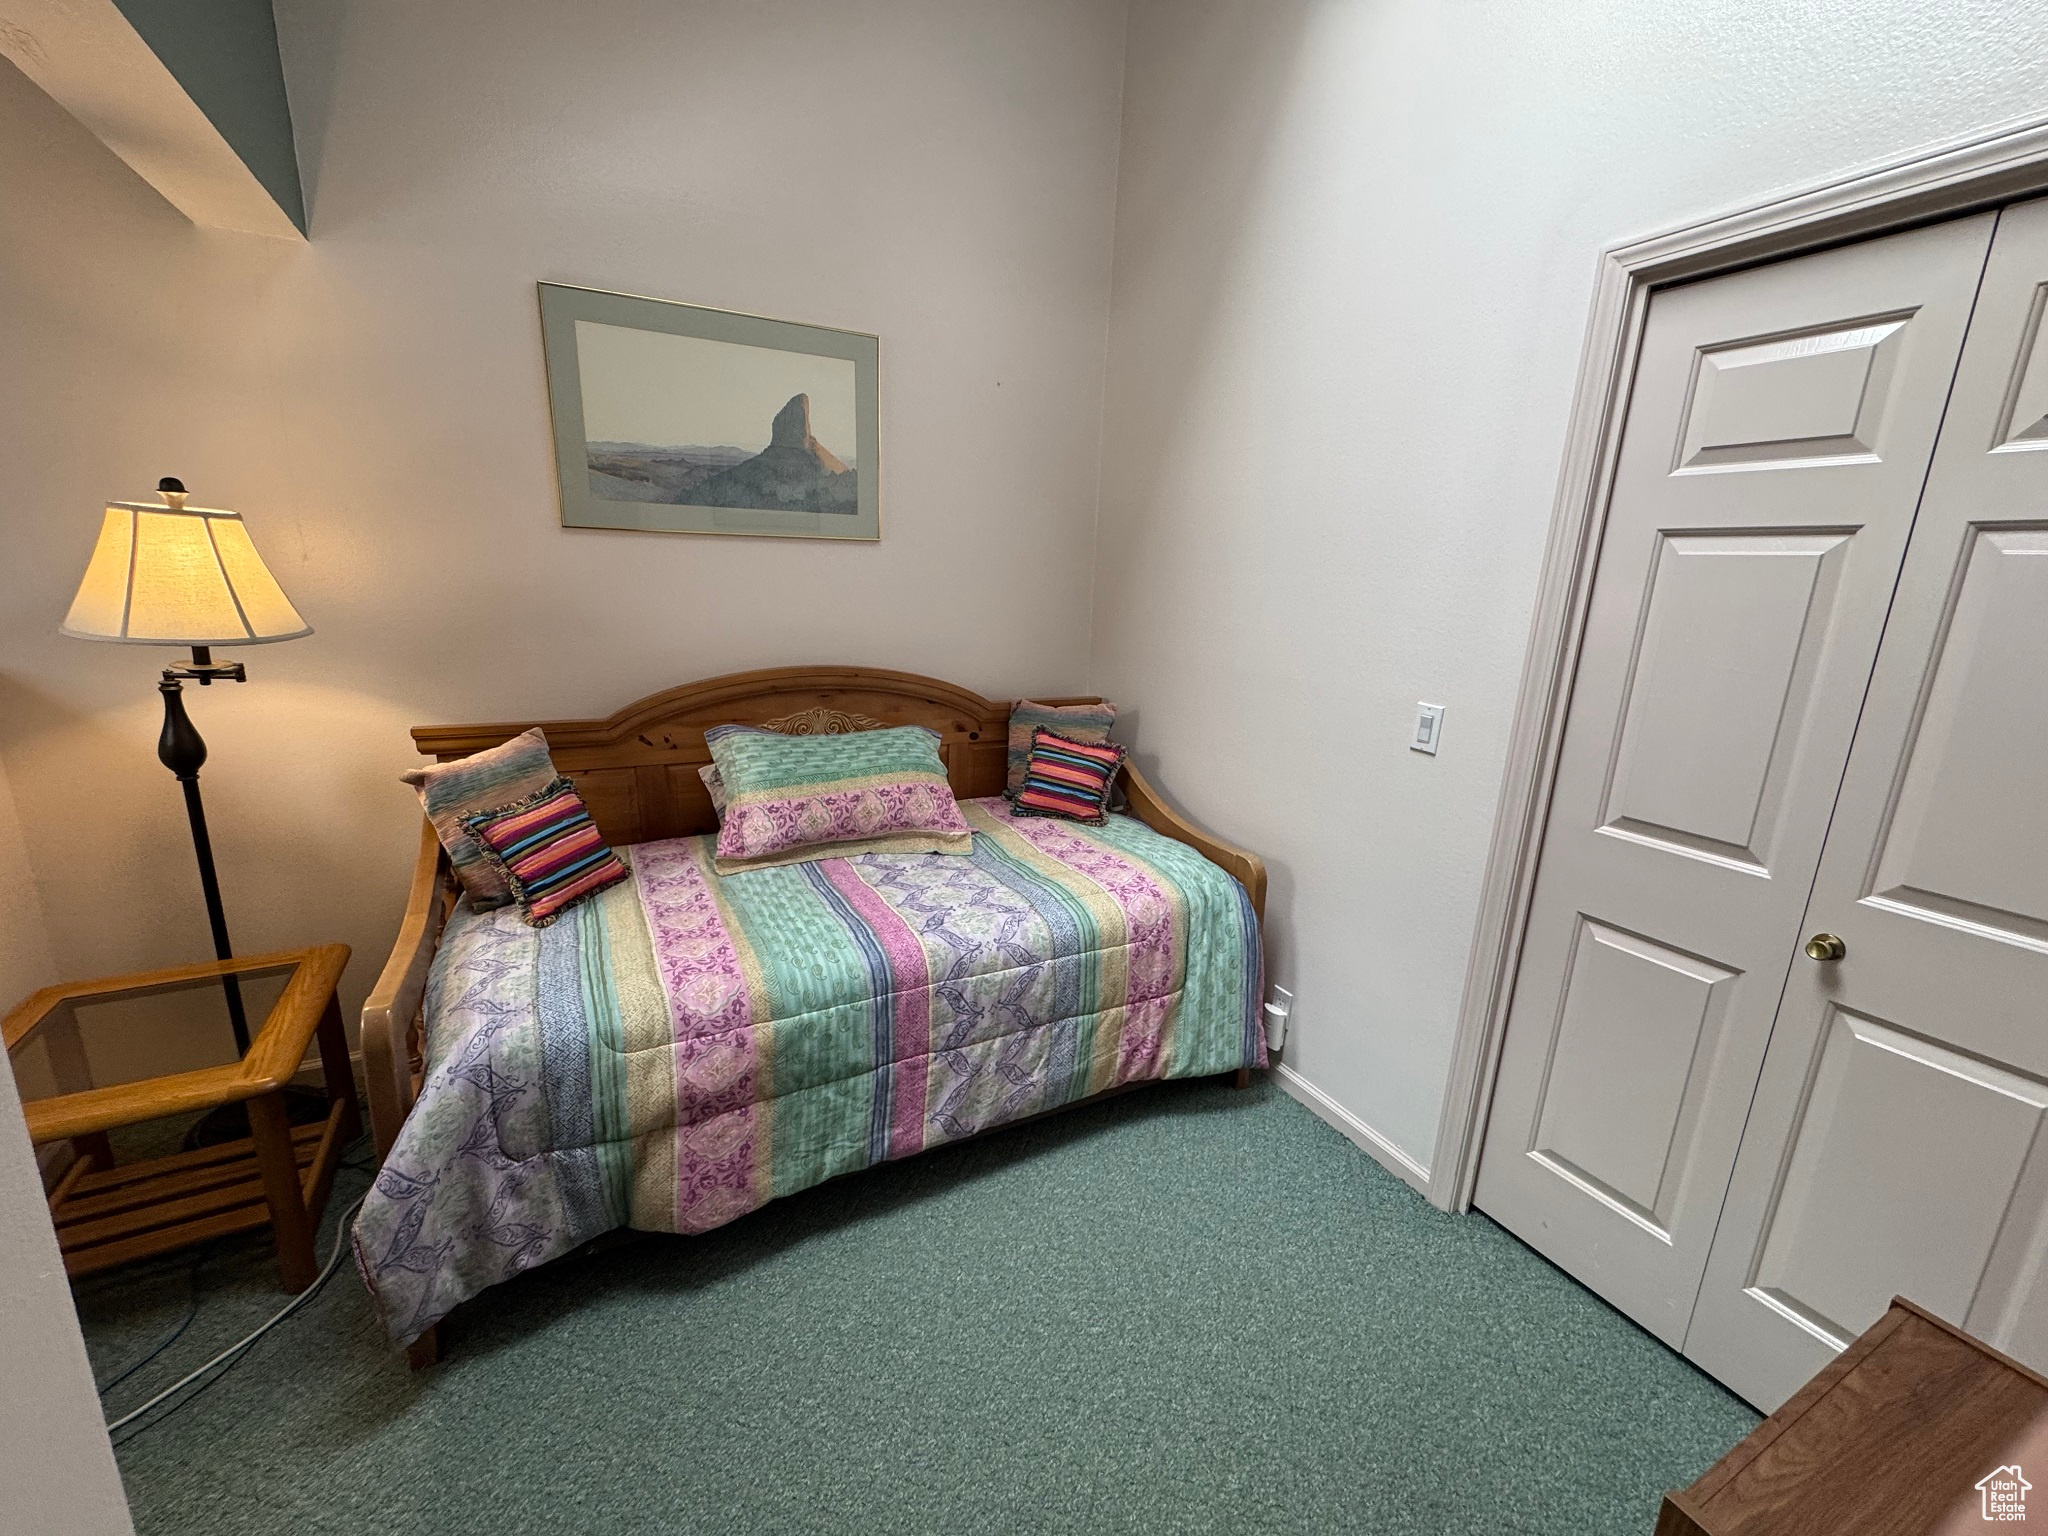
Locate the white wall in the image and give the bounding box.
[0,1052,135,1536]
[0,491,125,1536]
[0,0,1128,1043]
[0,754,56,1006]
[1092,0,2048,1173]
[0,750,65,1111]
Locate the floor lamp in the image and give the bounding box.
[61,479,312,1125]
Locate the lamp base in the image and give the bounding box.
[183,1084,337,1150]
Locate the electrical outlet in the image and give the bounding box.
[1264,985,1292,1052]
[1411,703,1445,755]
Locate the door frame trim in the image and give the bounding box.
[1429,112,2048,1213]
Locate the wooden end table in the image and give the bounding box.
[1659,1296,2048,1534]
[4,945,359,1292]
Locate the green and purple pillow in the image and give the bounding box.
[705,723,972,874]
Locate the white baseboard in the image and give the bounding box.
[1273,1062,1432,1196]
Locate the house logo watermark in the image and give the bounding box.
[1978,1465,2030,1522]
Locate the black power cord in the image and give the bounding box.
[107,1194,366,1446]
[95,1246,209,1398]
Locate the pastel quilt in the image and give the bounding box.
[352,798,1264,1342]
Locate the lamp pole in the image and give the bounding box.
[157,642,252,1054]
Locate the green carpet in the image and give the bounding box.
[74,1077,1756,1534]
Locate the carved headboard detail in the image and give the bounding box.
[758,706,890,735]
[410,665,1098,847]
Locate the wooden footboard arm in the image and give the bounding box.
[1121,762,1267,924]
[361,820,454,1162]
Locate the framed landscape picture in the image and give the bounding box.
[538,282,879,540]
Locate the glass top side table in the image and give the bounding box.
[3,944,358,1292]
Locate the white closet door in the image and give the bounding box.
[1474,215,1996,1345]
[1685,197,2048,1410]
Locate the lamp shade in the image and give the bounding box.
[61,490,310,646]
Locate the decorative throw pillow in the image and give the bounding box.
[1009,727,1126,824]
[706,722,973,874]
[1005,700,1117,794]
[401,727,559,910]
[461,778,628,927]
[699,763,728,819]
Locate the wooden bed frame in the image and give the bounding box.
[361,666,1266,1363]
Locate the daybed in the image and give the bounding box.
[355,667,1267,1362]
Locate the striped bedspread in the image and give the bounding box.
[352,798,1264,1342]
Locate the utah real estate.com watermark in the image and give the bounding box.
[1979,1466,2031,1523]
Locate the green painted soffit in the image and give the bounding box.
[111,0,305,233]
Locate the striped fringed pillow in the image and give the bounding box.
[1009,727,1126,824]
[461,778,629,927]
[1005,699,1117,794]
[401,727,559,911]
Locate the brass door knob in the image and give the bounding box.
[1805,933,1846,962]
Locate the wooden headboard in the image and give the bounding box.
[412,665,1098,848]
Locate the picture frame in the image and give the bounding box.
[537,282,880,540]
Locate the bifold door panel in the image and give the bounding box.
[1863,523,2048,947]
[1674,315,1912,472]
[1993,283,2048,447]
[1685,196,2048,1409]
[1527,918,1739,1237]
[1742,1008,2048,1344]
[1597,529,1852,873]
[1474,213,1999,1350]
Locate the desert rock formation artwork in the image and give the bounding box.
[541,283,878,539]
[589,393,856,515]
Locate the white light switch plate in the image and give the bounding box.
[1411,703,1445,755]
